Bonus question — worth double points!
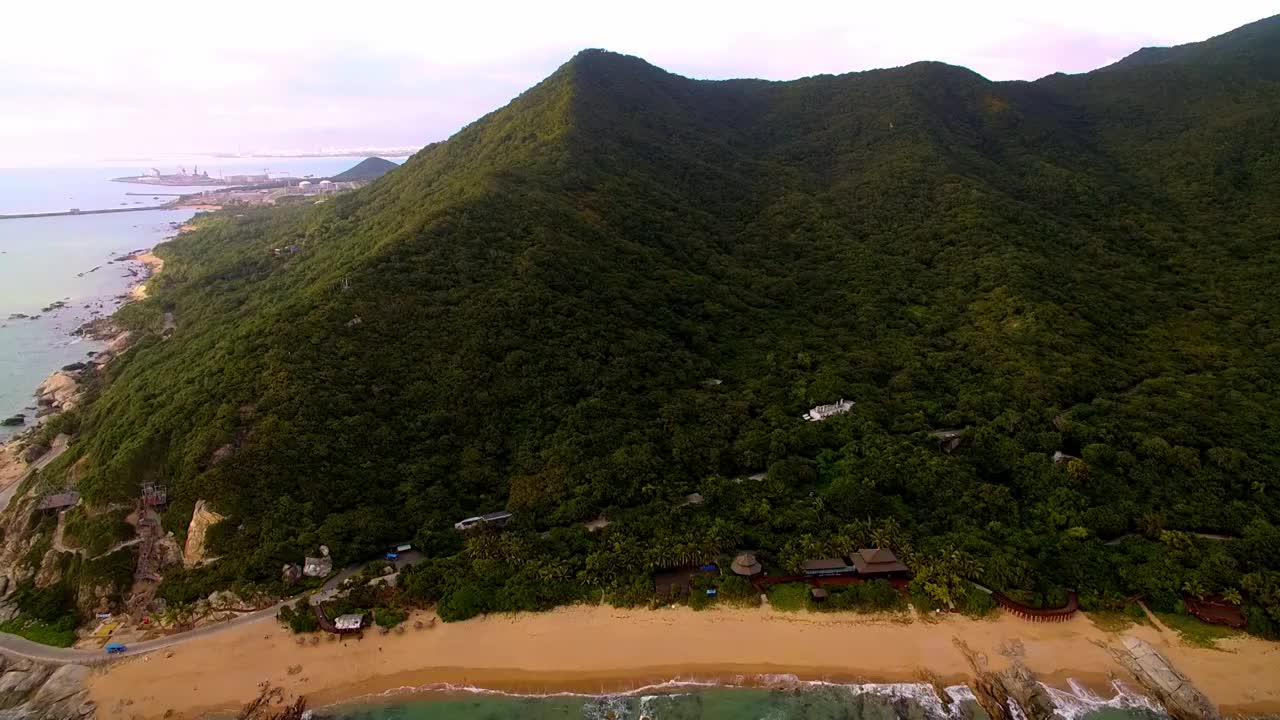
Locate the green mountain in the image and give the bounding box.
[328,156,399,182]
[8,17,1280,633]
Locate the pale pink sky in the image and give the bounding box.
[2,0,1273,166]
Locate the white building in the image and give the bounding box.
[804,398,855,422]
[334,614,364,631]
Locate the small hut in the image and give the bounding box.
[730,552,762,577]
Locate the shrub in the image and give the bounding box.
[374,607,409,629]
[767,583,810,612]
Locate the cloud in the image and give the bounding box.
[1,0,1274,165]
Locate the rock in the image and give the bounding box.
[0,666,52,704]
[183,500,225,567]
[207,590,242,609]
[59,362,87,373]
[35,372,79,411]
[282,564,302,584]
[70,317,118,340]
[30,665,90,705]
[20,444,48,463]
[106,331,133,354]
[0,415,23,427]
[303,555,332,577]
[1115,636,1219,720]
[155,534,183,568]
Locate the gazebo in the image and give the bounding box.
[730,552,762,577]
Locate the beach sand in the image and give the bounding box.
[128,251,164,301]
[87,605,1280,719]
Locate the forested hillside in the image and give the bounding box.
[12,16,1280,634]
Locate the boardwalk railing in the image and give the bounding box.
[989,590,1079,622]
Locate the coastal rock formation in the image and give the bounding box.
[104,332,133,355]
[1114,636,1219,720]
[183,499,225,567]
[71,318,119,341]
[35,372,79,413]
[0,656,93,720]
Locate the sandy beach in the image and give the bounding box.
[87,605,1280,719]
[128,251,164,301]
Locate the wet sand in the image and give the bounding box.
[87,605,1280,719]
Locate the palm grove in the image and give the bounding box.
[11,17,1280,636]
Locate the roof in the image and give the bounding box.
[802,558,851,572]
[730,552,762,576]
[810,587,829,599]
[851,548,909,574]
[481,510,513,522]
[334,614,364,630]
[37,492,80,510]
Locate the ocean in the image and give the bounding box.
[0,157,388,440]
[317,679,1167,720]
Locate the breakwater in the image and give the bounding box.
[0,205,172,221]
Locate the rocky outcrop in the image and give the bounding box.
[182,500,224,568]
[104,332,133,355]
[35,373,79,413]
[0,656,93,720]
[954,638,1058,720]
[1115,636,1219,720]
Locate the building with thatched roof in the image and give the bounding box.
[850,548,909,576]
[730,552,762,577]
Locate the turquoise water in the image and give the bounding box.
[318,680,1167,720]
[0,159,392,440]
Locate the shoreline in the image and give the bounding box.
[0,241,165,457]
[86,605,1280,719]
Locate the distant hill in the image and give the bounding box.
[1102,14,1279,74]
[6,16,1280,634]
[328,156,399,182]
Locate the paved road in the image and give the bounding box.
[0,550,426,665]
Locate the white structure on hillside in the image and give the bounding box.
[804,398,855,422]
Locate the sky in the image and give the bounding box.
[2,0,1274,167]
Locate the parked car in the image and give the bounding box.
[105,643,127,654]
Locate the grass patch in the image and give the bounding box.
[1155,611,1239,648]
[1088,610,1145,633]
[63,506,135,557]
[766,583,810,611]
[0,616,77,647]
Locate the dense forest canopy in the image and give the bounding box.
[22,16,1280,632]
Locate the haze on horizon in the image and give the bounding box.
[3,0,1273,167]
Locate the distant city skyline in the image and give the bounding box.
[3,0,1274,167]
